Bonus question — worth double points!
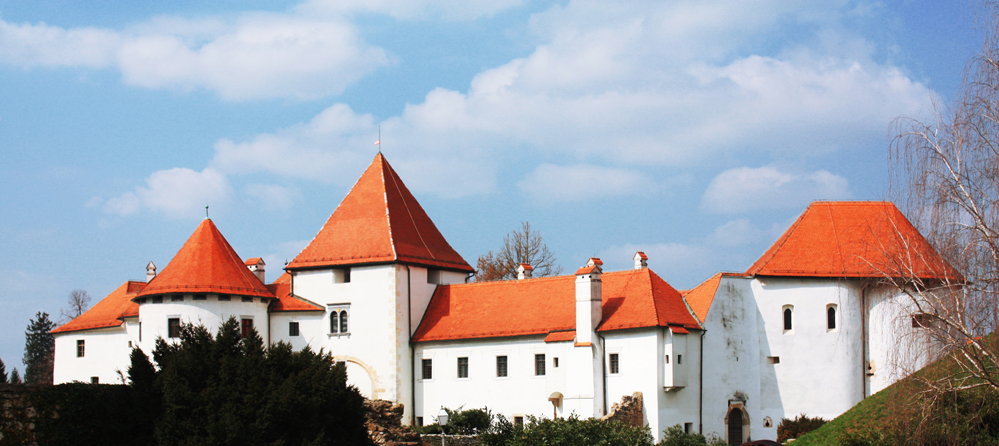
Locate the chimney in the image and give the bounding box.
[146,261,157,283]
[634,251,648,270]
[575,257,603,345]
[517,263,534,280]
[245,258,266,283]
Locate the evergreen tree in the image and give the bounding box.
[23,312,56,384]
[10,367,21,384]
[0,357,6,383]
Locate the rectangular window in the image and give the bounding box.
[496,356,508,377]
[427,269,442,284]
[677,354,682,365]
[609,353,619,374]
[553,357,559,368]
[684,423,693,434]
[217,294,231,301]
[514,416,524,427]
[416,417,423,427]
[768,356,780,365]
[289,322,300,337]
[91,377,99,384]
[457,357,469,378]
[422,358,433,380]
[168,318,181,338]
[535,354,546,376]
[152,296,163,304]
[241,318,253,338]
[193,294,207,301]
[171,294,184,302]
[242,296,254,303]
[76,340,85,358]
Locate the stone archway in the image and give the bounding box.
[725,403,750,445]
[332,355,384,400]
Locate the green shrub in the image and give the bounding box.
[657,424,707,446]
[480,414,653,446]
[777,414,827,442]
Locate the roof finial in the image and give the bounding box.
[205,205,209,219]
[374,125,382,154]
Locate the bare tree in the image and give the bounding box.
[60,289,91,323]
[888,1,999,393]
[475,222,564,281]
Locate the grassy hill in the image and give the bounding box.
[791,335,999,446]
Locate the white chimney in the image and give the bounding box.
[246,258,266,283]
[634,251,648,270]
[517,263,534,280]
[575,257,603,345]
[146,261,157,283]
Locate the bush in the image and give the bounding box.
[415,406,493,435]
[655,424,726,446]
[479,414,654,446]
[777,414,827,442]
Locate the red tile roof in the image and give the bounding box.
[244,257,264,266]
[287,154,473,272]
[52,281,145,334]
[411,268,701,343]
[746,201,962,280]
[137,219,275,299]
[544,331,576,343]
[681,273,745,322]
[267,273,324,312]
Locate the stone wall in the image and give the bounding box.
[419,434,480,446]
[601,391,644,428]
[365,399,422,446]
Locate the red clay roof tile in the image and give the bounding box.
[52,281,145,334]
[267,273,324,312]
[411,268,701,342]
[137,219,274,299]
[544,331,576,343]
[747,201,961,280]
[287,154,473,272]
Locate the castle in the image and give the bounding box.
[52,154,958,443]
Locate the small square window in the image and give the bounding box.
[217,294,231,301]
[422,358,433,380]
[168,318,181,338]
[90,377,99,384]
[152,296,163,304]
[76,340,85,358]
[457,357,469,378]
[171,294,184,302]
[242,296,254,303]
[193,294,207,301]
[289,322,300,337]
[768,356,780,365]
[514,416,524,427]
[684,423,693,434]
[416,417,423,427]
[496,356,508,377]
[535,354,546,376]
[609,353,619,374]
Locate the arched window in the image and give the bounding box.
[783,307,792,331]
[340,310,349,334]
[827,306,837,330]
[330,311,339,334]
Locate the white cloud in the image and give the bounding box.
[600,242,714,285]
[246,184,299,211]
[701,165,850,214]
[708,219,763,247]
[104,167,232,218]
[517,164,655,202]
[297,0,525,21]
[0,13,389,101]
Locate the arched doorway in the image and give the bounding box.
[726,405,748,445]
[332,355,380,400]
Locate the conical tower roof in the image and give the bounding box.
[137,219,274,298]
[287,154,474,272]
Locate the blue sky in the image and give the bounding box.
[0,0,980,376]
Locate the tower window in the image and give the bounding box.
[535,354,546,376]
[340,310,349,333]
[457,357,469,378]
[827,305,837,330]
[168,318,181,338]
[496,356,508,377]
[609,353,619,374]
[330,311,339,334]
[76,340,85,358]
[783,306,793,331]
[289,322,300,336]
[422,358,433,380]
[241,318,253,338]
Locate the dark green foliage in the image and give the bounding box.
[776,414,826,442]
[479,414,654,446]
[0,357,6,383]
[657,424,707,446]
[415,406,494,435]
[152,317,371,446]
[23,312,55,384]
[9,368,21,384]
[28,383,142,446]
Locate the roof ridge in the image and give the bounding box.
[385,158,434,260]
[746,203,812,275]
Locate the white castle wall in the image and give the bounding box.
[53,319,138,384]
[136,294,271,354]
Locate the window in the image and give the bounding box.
[171,294,184,302]
[827,305,837,330]
[783,307,793,331]
[416,417,423,427]
[241,318,254,338]
[335,268,351,283]
[168,318,181,338]
[535,354,546,376]
[912,313,933,328]
[193,294,207,301]
[665,354,670,364]
[139,321,142,342]
[457,357,469,378]
[91,377,99,384]
[152,296,163,304]
[330,311,339,334]
[242,296,254,302]
[514,416,524,427]
[684,423,693,434]
[496,356,508,377]
[678,354,682,365]
[329,307,350,335]
[427,269,442,284]
[768,356,780,365]
[609,353,619,374]
[217,294,231,301]
[76,340,85,358]
[340,311,349,333]
[422,358,433,380]
[553,357,559,368]
[289,322,300,336]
